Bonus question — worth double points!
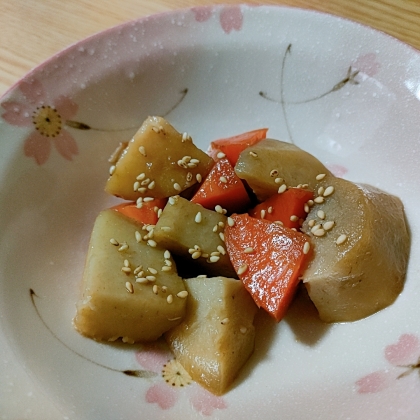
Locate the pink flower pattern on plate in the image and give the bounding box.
[192,6,243,34]
[355,334,420,394]
[352,52,381,77]
[1,78,79,165]
[135,341,227,415]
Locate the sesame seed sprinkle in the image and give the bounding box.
[318,186,325,196]
[161,226,171,232]
[209,255,220,263]
[125,282,134,293]
[274,177,283,184]
[217,245,226,255]
[227,217,235,227]
[215,205,223,213]
[110,238,119,246]
[217,152,226,159]
[314,196,325,204]
[317,210,326,220]
[249,151,258,157]
[148,267,158,275]
[177,291,189,299]
[173,183,181,191]
[164,250,171,259]
[313,228,326,237]
[123,259,130,267]
[196,173,202,183]
[192,251,201,259]
[303,241,311,255]
[278,184,287,194]
[323,221,335,231]
[336,234,348,245]
[270,169,278,177]
[195,212,202,223]
[260,209,266,219]
[311,224,322,234]
[109,165,116,175]
[219,176,228,184]
[118,243,129,252]
[148,181,156,190]
[167,295,173,304]
[153,285,159,294]
[290,215,299,222]
[137,173,146,180]
[139,146,146,156]
[219,232,225,242]
[162,266,172,272]
[147,239,157,247]
[316,173,326,181]
[121,266,131,274]
[268,206,273,214]
[308,219,316,228]
[244,247,254,253]
[323,186,335,197]
[136,277,148,283]
[221,318,230,325]
[146,275,156,282]
[135,231,142,242]
[237,264,248,275]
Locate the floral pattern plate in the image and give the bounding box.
[1,5,420,419]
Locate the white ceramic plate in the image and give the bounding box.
[1,5,420,419]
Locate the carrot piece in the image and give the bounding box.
[111,198,167,226]
[249,188,314,229]
[207,128,268,166]
[225,213,312,322]
[190,158,251,214]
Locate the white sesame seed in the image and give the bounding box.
[161,266,172,272]
[123,259,130,267]
[142,197,153,202]
[121,266,131,274]
[221,318,230,325]
[161,286,167,292]
[323,186,335,197]
[135,231,142,243]
[219,232,225,242]
[192,251,201,259]
[164,259,172,267]
[219,176,228,184]
[164,250,171,259]
[209,255,220,263]
[186,172,193,182]
[244,247,254,253]
[147,239,157,247]
[323,221,335,231]
[161,226,171,232]
[303,241,311,255]
[167,294,173,304]
[147,180,155,190]
[290,215,299,222]
[146,275,156,282]
[109,165,116,175]
[249,151,258,157]
[227,217,235,227]
[278,184,287,194]
[133,181,140,191]
[317,210,326,220]
[215,205,223,214]
[307,200,314,207]
[139,146,146,156]
[177,291,189,299]
[136,277,148,283]
[173,183,181,192]
[136,173,146,180]
[134,265,143,275]
[268,206,273,214]
[217,245,226,255]
[311,224,322,234]
[211,251,220,257]
[237,264,248,275]
[270,169,278,177]
[304,204,310,213]
[260,209,266,219]
[318,186,325,196]
[218,221,225,227]
[153,285,159,294]
[190,158,200,165]
[182,132,190,142]
[313,228,326,237]
[217,152,226,159]
[274,177,283,184]
[118,243,129,252]
[314,196,325,204]
[125,282,134,293]
[195,212,202,223]
[336,234,348,245]
[316,173,326,181]
[196,173,202,183]
[308,219,316,228]
[110,238,119,246]
[148,267,158,275]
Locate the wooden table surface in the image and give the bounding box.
[1,0,420,96]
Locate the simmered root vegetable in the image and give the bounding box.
[74,116,411,396]
[73,210,187,343]
[165,276,258,395]
[235,139,331,201]
[301,175,410,322]
[105,116,214,201]
[153,196,237,278]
